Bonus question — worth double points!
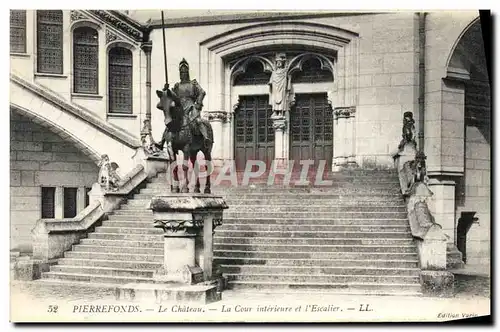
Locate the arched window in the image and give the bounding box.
[37,10,63,74]
[234,61,271,86]
[10,10,26,53]
[73,27,99,94]
[292,57,333,83]
[108,47,133,114]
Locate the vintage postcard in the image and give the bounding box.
[9,9,491,323]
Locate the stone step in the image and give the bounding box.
[106,215,154,221]
[87,233,163,241]
[139,187,402,195]
[214,250,417,259]
[214,230,412,239]
[224,273,420,284]
[100,220,159,228]
[118,205,407,213]
[50,265,155,278]
[57,258,163,270]
[214,236,414,246]
[64,251,163,262]
[72,244,163,255]
[134,193,402,200]
[222,218,409,226]
[214,257,419,268]
[79,238,163,248]
[125,199,405,207]
[145,181,401,189]
[214,244,416,254]
[41,271,152,284]
[225,211,407,219]
[219,265,420,276]
[93,226,163,235]
[225,280,421,293]
[218,224,410,232]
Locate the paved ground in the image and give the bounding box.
[10,273,491,323]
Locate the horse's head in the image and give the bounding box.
[156,89,177,112]
[156,88,179,126]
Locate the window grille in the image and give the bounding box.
[10,10,26,53]
[73,27,99,94]
[41,187,55,219]
[108,47,133,113]
[234,61,271,86]
[37,10,63,74]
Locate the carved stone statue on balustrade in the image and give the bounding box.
[98,154,121,191]
[140,119,164,156]
[398,111,416,150]
[269,53,291,117]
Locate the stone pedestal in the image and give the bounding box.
[116,194,228,304]
[271,114,288,170]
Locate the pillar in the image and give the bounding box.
[140,41,153,135]
[76,186,86,213]
[208,111,228,167]
[347,107,357,166]
[271,115,288,170]
[54,186,63,219]
[427,176,457,244]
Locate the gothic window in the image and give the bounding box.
[10,10,26,53]
[234,61,271,86]
[292,57,333,83]
[108,47,133,114]
[73,27,99,94]
[37,10,64,74]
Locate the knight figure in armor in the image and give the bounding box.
[172,58,210,144]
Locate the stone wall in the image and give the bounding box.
[10,110,99,252]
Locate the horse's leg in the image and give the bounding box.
[191,153,201,193]
[181,148,190,193]
[171,157,180,193]
[203,147,213,194]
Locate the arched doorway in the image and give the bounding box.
[448,19,491,267]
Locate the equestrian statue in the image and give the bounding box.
[155,58,214,194]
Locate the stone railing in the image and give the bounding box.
[18,150,171,280]
[393,112,454,297]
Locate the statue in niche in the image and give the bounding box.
[98,154,120,191]
[399,111,416,150]
[269,53,290,117]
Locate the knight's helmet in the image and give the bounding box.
[179,58,190,81]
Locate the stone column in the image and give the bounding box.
[347,107,357,166]
[271,114,288,170]
[207,111,228,168]
[140,41,153,135]
[427,176,457,244]
[76,186,86,213]
[54,186,63,219]
[332,107,349,171]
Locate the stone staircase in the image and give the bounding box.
[212,170,422,296]
[40,169,422,296]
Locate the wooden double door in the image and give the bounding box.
[233,93,333,171]
[290,93,333,170]
[234,95,274,171]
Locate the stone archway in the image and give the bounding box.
[424,17,490,269]
[447,19,491,268]
[199,21,359,167]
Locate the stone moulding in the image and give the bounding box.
[87,10,144,42]
[150,195,229,212]
[10,74,141,149]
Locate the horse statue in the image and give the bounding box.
[155,85,214,194]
